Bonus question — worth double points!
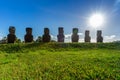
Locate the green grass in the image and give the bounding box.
[0,43,120,79]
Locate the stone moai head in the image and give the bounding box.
[97,30,103,43]
[26,27,32,35]
[58,27,64,34]
[73,28,78,34]
[97,30,102,37]
[7,26,16,43]
[57,27,64,42]
[72,28,79,42]
[42,28,51,42]
[85,30,91,42]
[44,28,49,35]
[24,27,33,43]
[85,30,89,36]
[9,26,15,35]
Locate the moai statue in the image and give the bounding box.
[84,30,91,42]
[42,28,51,42]
[7,26,16,43]
[97,30,103,43]
[57,27,65,42]
[24,27,33,43]
[71,28,79,42]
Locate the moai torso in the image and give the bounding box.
[42,28,51,42]
[72,28,79,42]
[57,27,65,42]
[97,30,103,43]
[7,26,16,43]
[85,30,91,42]
[24,28,33,43]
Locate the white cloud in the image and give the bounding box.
[0,33,4,40]
[91,39,96,43]
[104,35,116,42]
[104,35,116,40]
[79,38,84,42]
[78,33,83,36]
[65,33,72,38]
[51,35,57,41]
[0,37,2,40]
[65,33,72,42]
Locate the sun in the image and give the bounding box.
[89,13,104,28]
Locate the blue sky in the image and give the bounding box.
[0,0,120,42]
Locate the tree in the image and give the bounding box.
[51,40,56,42]
[15,38,21,43]
[36,36,42,43]
[0,37,7,44]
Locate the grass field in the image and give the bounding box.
[0,43,120,79]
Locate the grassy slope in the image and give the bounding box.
[0,43,120,79]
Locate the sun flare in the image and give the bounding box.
[89,13,104,28]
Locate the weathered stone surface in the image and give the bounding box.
[85,30,91,42]
[42,28,51,42]
[97,30,103,43]
[71,28,79,42]
[7,34,16,43]
[7,26,16,43]
[57,27,65,42]
[24,27,33,43]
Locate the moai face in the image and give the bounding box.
[57,27,64,42]
[72,28,79,42]
[97,30,103,43]
[26,28,32,35]
[42,28,51,42]
[85,30,89,36]
[25,27,33,43]
[97,30,102,36]
[7,26,16,43]
[59,27,64,34]
[9,26,15,35]
[44,28,49,35]
[73,28,78,34]
[85,30,91,42]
